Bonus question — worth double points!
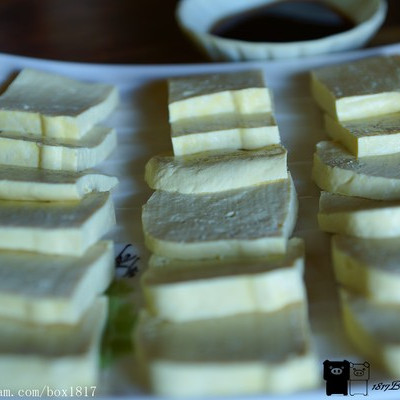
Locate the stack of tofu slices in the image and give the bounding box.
[138,70,319,397]
[0,69,119,391]
[311,55,400,377]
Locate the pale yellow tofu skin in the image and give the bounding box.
[171,113,280,156]
[142,176,298,260]
[168,70,272,122]
[134,303,320,397]
[0,126,116,171]
[142,238,305,322]
[0,192,115,256]
[333,235,400,302]
[169,88,272,122]
[312,141,400,200]
[0,298,108,391]
[311,56,400,121]
[0,68,119,139]
[325,113,400,157]
[0,165,118,201]
[172,124,279,156]
[0,241,114,324]
[340,288,400,378]
[145,145,287,194]
[318,191,400,238]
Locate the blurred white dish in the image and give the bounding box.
[176,0,387,61]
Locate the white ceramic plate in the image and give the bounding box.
[2,44,400,399]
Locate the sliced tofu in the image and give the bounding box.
[0,297,107,391]
[318,191,400,238]
[312,141,400,200]
[168,70,272,123]
[171,113,279,156]
[0,192,115,256]
[0,165,118,201]
[142,238,305,322]
[145,145,287,194]
[333,235,400,302]
[0,125,116,171]
[134,303,320,397]
[340,288,400,378]
[325,112,400,157]
[311,56,400,121]
[142,176,298,259]
[0,68,118,139]
[0,241,114,324]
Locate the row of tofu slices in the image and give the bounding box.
[312,55,400,380]
[0,68,119,391]
[138,70,319,397]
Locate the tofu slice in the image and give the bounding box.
[0,192,115,256]
[0,297,107,391]
[134,303,320,397]
[168,70,272,123]
[142,238,305,322]
[325,113,400,157]
[0,125,116,171]
[0,68,118,139]
[340,288,400,378]
[311,56,400,121]
[0,241,114,324]
[312,141,400,200]
[171,113,280,156]
[142,176,298,259]
[0,165,118,201]
[318,191,400,238]
[333,235,400,303]
[145,145,287,194]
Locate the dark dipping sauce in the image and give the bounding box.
[210,0,356,42]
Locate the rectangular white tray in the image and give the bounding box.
[2,44,400,399]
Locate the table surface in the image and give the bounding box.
[0,0,398,64]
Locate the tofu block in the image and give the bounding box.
[171,113,280,156]
[142,176,298,259]
[318,191,400,238]
[312,141,400,200]
[333,235,400,303]
[0,165,118,201]
[134,303,320,397]
[325,113,400,157]
[142,238,305,322]
[145,145,287,194]
[0,125,116,171]
[0,68,118,139]
[340,288,400,378]
[0,192,115,256]
[0,241,114,324]
[311,56,400,121]
[168,70,272,123]
[0,297,107,391]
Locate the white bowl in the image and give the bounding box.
[176,0,387,61]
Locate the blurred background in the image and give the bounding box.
[0,0,398,63]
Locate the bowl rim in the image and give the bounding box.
[176,0,388,48]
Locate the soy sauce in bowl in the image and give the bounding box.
[210,0,356,43]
